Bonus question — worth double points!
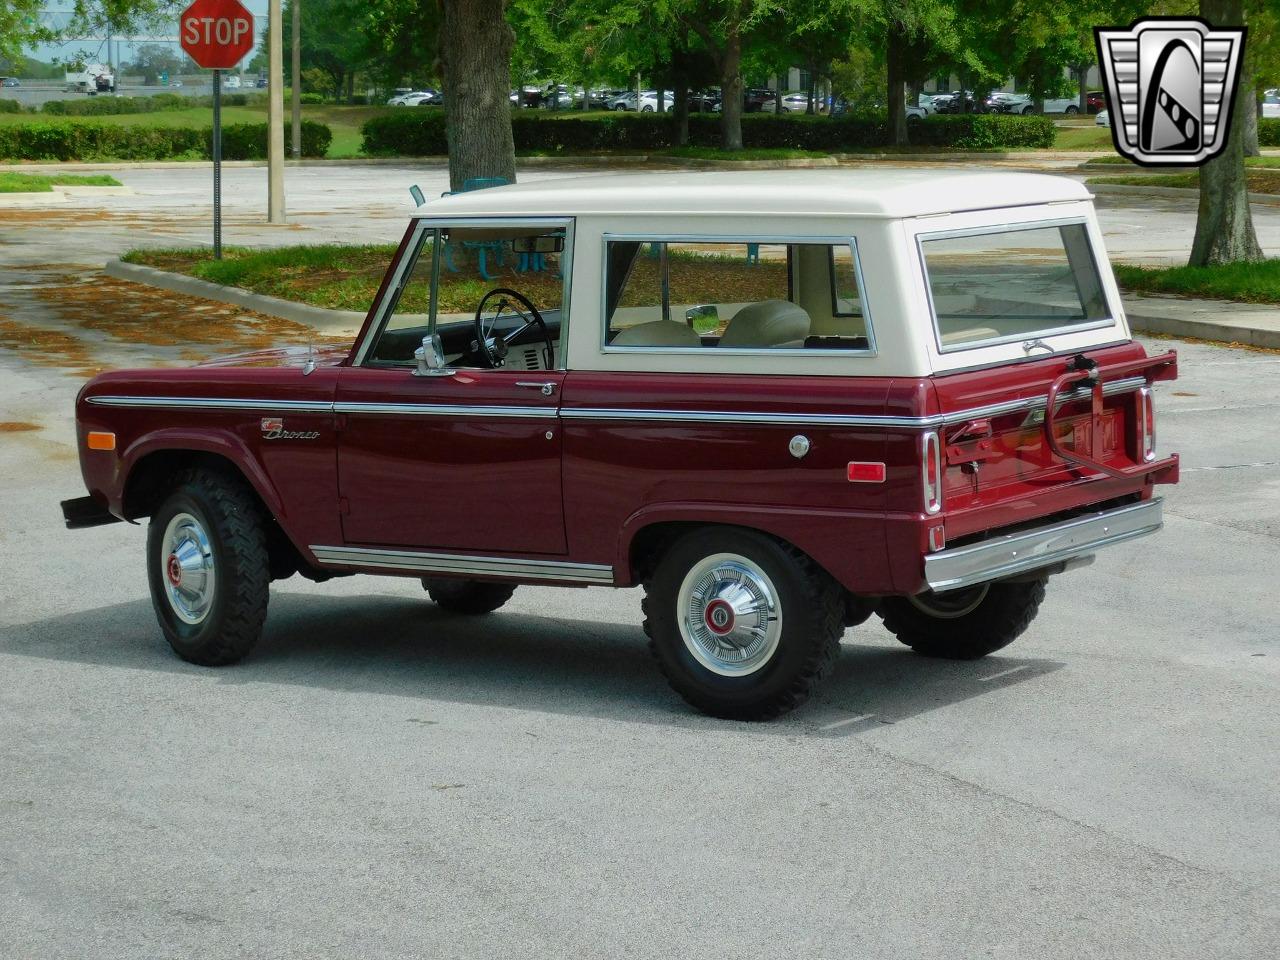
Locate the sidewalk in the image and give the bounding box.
[1123,293,1280,349]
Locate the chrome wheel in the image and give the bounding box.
[677,553,782,677]
[160,511,216,625]
[907,584,990,620]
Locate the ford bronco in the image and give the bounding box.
[62,171,1179,719]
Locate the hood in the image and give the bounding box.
[195,343,350,369]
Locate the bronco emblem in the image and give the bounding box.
[1095,17,1246,167]
[260,417,320,440]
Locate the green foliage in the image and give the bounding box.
[1112,259,1280,305]
[0,171,121,192]
[361,108,1054,155]
[0,99,23,114]
[0,120,332,161]
[1258,118,1280,146]
[43,93,192,116]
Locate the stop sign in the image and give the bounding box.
[179,0,255,70]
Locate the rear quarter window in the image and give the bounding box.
[919,221,1112,352]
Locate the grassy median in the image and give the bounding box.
[1114,259,1280,304]
[0,171,121,192]
[1089,166,1280,194]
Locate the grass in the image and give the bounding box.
[0,171,121,192]
[1088,168,1280,194]
[661,146,828,160]
[1113,259,1280,304]
[1083,154,1280,169]
[123,242,792,316]
[0,103,391,158]
[1053,125,1113,150]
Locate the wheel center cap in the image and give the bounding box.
[704,598,735,636]
[166,553,182,587]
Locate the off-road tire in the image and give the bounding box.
[422,578,516,615]
[642,528,844,720]
[877,579,1046,660]
[146,469,270,666]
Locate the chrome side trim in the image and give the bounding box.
[559,377,1148,430]
[334,402,557,419]
[924,498,1163,593]
[560,407,942,428]
[84,376,1146,428]
[86,396,334,413]
[310,545,614,584]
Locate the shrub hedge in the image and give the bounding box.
[0,98,23,114]
[360,110,1057,156]
[1258,118,1280,146]
[0,120,331,160]
[42,92,252,115]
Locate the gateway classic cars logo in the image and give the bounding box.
[1094,17,1246,166]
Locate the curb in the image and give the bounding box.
[0,191,69,205]
[1089,181,1280,206]
[104,260,367,335]
[1124,303,1280,350]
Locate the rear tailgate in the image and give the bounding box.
[931,342,1178,540]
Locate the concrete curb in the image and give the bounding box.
[104,260,367,335]
[0,191,69,205]
[1089,181,1280,207]
[1124,297,1280,350]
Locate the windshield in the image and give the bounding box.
[920,221,1111,351]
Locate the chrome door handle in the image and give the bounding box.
[516,381,557,397]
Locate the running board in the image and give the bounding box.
[309,545,615,585]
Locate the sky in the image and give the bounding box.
[26,1,270,69]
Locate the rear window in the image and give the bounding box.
[920,222,1111,351]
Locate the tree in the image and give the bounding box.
[2,1,179,64]
[126,44,186,84]
[1190,0,1263,265]
[440,0,517,190]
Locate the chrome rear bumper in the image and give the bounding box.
[924,498,1163,593]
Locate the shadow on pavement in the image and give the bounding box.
[0,592,1063,731]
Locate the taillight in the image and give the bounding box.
[1138,386,1156,462]
[922,431,942,514]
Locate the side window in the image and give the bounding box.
[367,223,568,366]
[603,239,871,351]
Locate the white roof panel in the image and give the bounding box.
[413,170,1092,220]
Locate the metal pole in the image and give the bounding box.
[213,68,222,259]
[268,0,286,223]
[291,0,301,159]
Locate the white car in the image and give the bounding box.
[1042,97,1083,114]
[987,92,1036,115]
[608,90,660,112]
[223,74,242,90]
[761,92,815,114]
[389,91,437,107]
[1096,109,1110,128]
[1263,90,1280,119]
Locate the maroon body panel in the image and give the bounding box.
[334,367,567,554]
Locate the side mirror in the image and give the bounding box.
[685,304,719,330]
[413,333,453,377]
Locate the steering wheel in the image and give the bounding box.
[473,288,554,369]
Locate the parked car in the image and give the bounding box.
[1042,96,1082,114]
[761,92,824,114]
[388,90,438,107]
[986,92,1036,114]
[743,87,776,112]
[688,90,721,112]
[62,170,1180,720]
[1096,108,1111,128]
[1086,90,1107,113]
[1,77,20,88]
[254,76,268,89]
[905,104,928,122]
[607,90,660,112]
[1263,89,1280,118]
[932,91,985,114]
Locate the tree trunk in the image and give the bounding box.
[1242,83,1260,157]
[1190,0,1261,265]
[440,0,516,191]
[887,21,908,146]
[658,88,666,113]
[774,78,782,115]
[345,71,354,105]
[1075,64,1088,113]
[675,82,690,145]
[719,23,743,150]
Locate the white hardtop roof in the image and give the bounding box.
[414,169,1092,221]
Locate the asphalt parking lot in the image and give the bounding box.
[1,165,1278,958]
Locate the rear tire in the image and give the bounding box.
[422,578,516,615]
[1065,104,1079,114]
[643,529,844,720]
[147,469,270,666]
[877,579,1046,660]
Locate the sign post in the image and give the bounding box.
[179,0,255,259]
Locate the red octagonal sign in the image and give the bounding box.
[180,0,255,70]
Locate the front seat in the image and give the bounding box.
[719,300,811,348]
[610,320,702,347]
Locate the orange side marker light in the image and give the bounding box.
[86,431,116,451]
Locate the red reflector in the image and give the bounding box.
[847,461,886,483]
[928,524,946,552]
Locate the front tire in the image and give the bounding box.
[147,469,270,666]
[1065,104,1079,115]
[422,578,516,615]
[643,529,844,720]
[877,579,1046,660]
